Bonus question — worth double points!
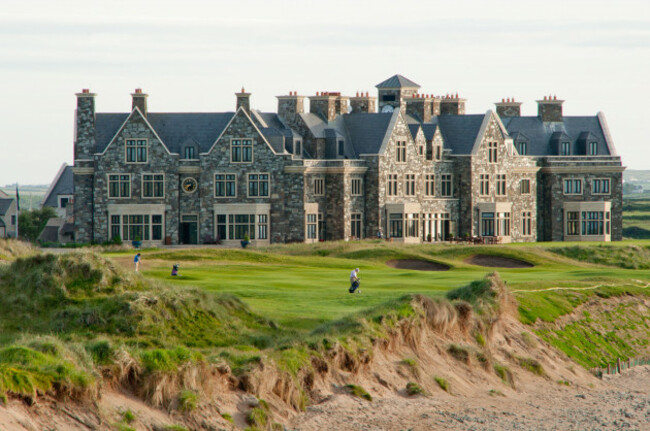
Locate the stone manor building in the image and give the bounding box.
[70,75,624,246]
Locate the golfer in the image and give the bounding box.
[349,268,360,293]
[134,253,142,272]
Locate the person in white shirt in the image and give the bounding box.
[349,268,360,293]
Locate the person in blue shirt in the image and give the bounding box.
[134,253,142,272]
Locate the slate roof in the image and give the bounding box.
[95,112,236,154]
[43,165,73,208]
[501,116,610,156]
[0,198,14,216]
[375,74,420,89]
[433,115,486,155]
[407,124,421,141]
[297,113,328,138]
[420,124,439,142]
[343,113,395,155]
[0,218,5,228]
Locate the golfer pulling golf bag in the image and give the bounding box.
[349,279,361,293]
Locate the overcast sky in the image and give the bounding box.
[1,0,649,185]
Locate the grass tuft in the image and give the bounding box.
[434,376,449,392]
[345,384,372,401]
[406,381,426,396]
[518,357,545,376]
[178,389,198,413]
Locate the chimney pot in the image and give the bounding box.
[365,91,368,97]
[554,95,557,100]
[82,89,89,94]
[135,88,142,94]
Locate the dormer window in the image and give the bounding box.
[516,141,528,155]
[295,140,302,156]
[588,141,598,155]
[338,140,344,156]
[184,146,196,160]
[231,138,253,163]
[561,142,570,155]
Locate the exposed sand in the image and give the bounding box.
[465,254,534,268]
[386,259,450,271]
[288,366,650,431]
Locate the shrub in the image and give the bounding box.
[247,407,268,428]
[121,409,136,424]
[447,344,470,364]
[406,382,426,396]
[178,390,198,413]
[434,376,449,392]
[519,357,545,376]
[221,413,234,423]
[346,384,372,401]
[493,363,514,386]
[475,332,486,346]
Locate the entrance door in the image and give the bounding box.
[180,215,198,244]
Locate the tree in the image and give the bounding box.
[18,207,56,242]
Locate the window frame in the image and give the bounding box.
[440,174,453,197]
[230,138,253,163]
[520,179,531,195]
[214,173,237,198]
[404,173,416,197]
[588,141,598,156]
[314,177,325,196]
[396,140,407,164]
[516,141,528,155]
[522,211,533,236]
[487,141,498,163]
[563,178,583,195]
[560,141,571,156]
[351,212,363,239]
[424,174,435,197]
[496,174,507,196]
[592,178,611,195]
[141,173,165,199]
[107,173,131,199]
[351,177,363,196]
[125,139,148,164]
[247,172,270,198]
[387,173,399,197]
[479,174,490,196]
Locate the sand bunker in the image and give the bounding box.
[386,259,450,271]
[465,254,534,268]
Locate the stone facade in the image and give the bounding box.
[70,74,624,245]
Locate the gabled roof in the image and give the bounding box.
[343,112,395,155]
[0,198,14,216]
[298,113,328,139]
[95,112,235,154]
[550,131,572,142]
[502,116,612,156]
[434,115,486,155]
[43,164,73,208]
[375,74,420,89]
[407,124,421,141]
[510,131,529,141]
[420,123,439,142]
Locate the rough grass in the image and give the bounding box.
[434,376,449,392]
[406,382,426,396]
[346,384,372,401]
[548,245,650,269]
[518,357,545,376]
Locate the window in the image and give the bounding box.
[248,173,269,197]
[142,174,164,198]
[59,197,70,208]
[563,178,582,195]
[424,174,435,197]
[113,214,163,241]
[228,214,256,240]
[481,212,495,236]
[215,174,237,197]
[418,143,424,157]
[520,179,531,194]
[338,140,345,156]
[441,174,453,197]
[351,213,362,239]
[496,174,507,196]
[382,94,396,102]
[566,211,580,235]
[396,141,407,163]
[406,213,419,237]
[351,178,362,196]
[497,212,511,236]
[589,141,598,155]
[435,145,442,161]
[108,174,130,198]
[257,214,268,240]
[389,213,403,238]
[592,179,610,194]
[387,174,398,196]
[126,139,147,163]
[306,213,317,239]
[583,211,605,236]
[561,142,570,155]
[522,211,533,236]
[480,174,490,196]
[405,174,416,196]
[517,141,527,155]
[11,215,16,226]
[184,146,196,159]
[314,178,325,196]
[488,142,498,163]
[295,140,302,156]
[231,139,253,163]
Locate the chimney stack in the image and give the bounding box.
[131,88,148,116]
[495,97,523,118]
[405,93,434,122]
[350,91,376,113]
[440,93,466,115]
[277,91,305,120]
[536,95,564,122]
[309,92,344,122]
[235,87,251,114]
[74,89,97,161]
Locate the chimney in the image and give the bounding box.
[440,94,466,115]
[236,87,251,114]
[537,95,564,122]
[405,93,434,122]
[495,97,523,118]
[334,94,349,116]
[277,92,305,120]
[74,89,96,161]
[131,88,148,116]
[309,92,339,122]
[350,91,377,113]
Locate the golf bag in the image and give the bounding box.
[349,279,360,293]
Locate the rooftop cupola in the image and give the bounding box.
[131,88,148,116]
[495,97,522,118]
[375,74,420,113]
[537,95,564,122]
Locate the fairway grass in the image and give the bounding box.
[135,242,650,333]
